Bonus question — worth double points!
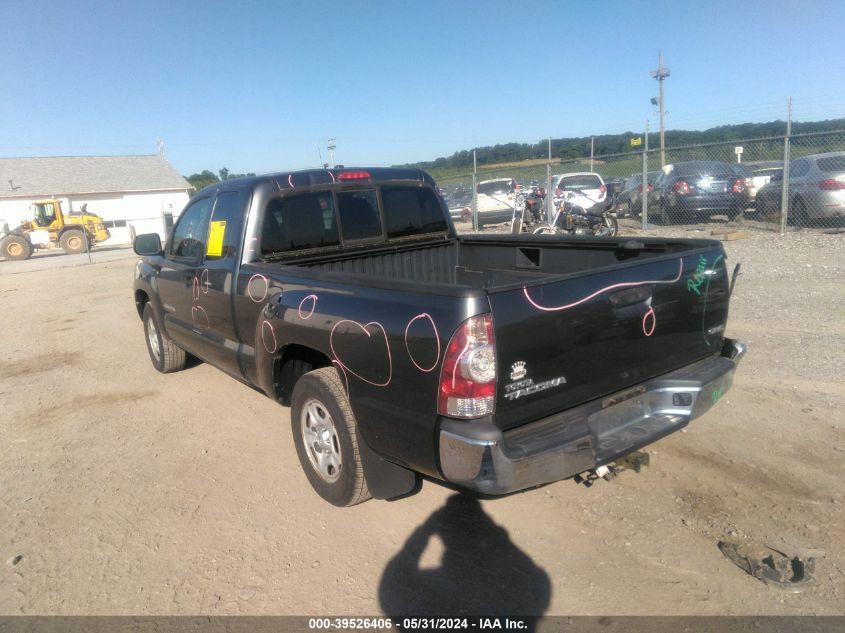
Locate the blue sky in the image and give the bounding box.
[3,0,844,176]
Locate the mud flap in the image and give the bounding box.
[358,436,418,500]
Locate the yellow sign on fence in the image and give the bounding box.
[630,137,642,147]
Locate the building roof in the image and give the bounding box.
[0,155,193,198]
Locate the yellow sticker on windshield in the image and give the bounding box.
[207,220,227,256]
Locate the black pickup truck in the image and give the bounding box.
[133,167,745,506]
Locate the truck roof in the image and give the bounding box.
[195,167,436,196]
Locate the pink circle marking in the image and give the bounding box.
[642,307,656,337]
[404,313,441,372]
[330,319,393,387]
[523,258,684,312]
[247,274,269,303]
[192,276,200,301]
[261,320,277,353]
[298,294,318,320]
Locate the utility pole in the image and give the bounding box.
[780,97,792,235]
[590,136,594,172]
[651,51,670,168]
[327,138,336,168]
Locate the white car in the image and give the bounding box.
[553,172,606,211]
[472,177,521,225]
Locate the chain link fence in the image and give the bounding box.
[434,129,845,234]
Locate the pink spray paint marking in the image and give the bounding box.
[201,268,210,293]
[261,320,277,354]
[288,174,295,188]
[642,306,656,337]
[192,276,200,301]
[331,360,350,396]
[522,258,684,312]
[404,313,441,372]
[298,294,318,320]
[247,274,269,303]
[328,171,336,183]
[191,305,209,330]
[330,319,393,387]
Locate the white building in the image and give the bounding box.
[0,155,194,244]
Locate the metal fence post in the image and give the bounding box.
[779,97,792,235]
[471,149,478,232]
[642,120,649,230]
[546,138,553,223]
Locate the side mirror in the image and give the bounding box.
[134,233,163,256]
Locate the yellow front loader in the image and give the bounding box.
[0,200,111,261]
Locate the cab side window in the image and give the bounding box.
[169,197,213,259]
[206,190,249,260]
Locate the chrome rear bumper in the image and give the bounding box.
[438,338,746,495]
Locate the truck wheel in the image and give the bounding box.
[291,367,371,507]
[142,303,186,373]
[1,235,33,260]
[60,230,87,254]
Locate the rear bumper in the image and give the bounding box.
[438,337,746,495]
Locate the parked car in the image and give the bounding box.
[755,152,845,226]
[553,173,606,211]
[614,172,660,217]
[650,161,747,224]
[732,161,782,207]
[471,177,520,225]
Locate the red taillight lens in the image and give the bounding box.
[636,185,643,194]
[554,187,562,196]
[337,170,371,180]
[819,178,845,190]
[438,314,497,419]
[599,184,607,194]
[673,180,690,195]
[732,178,745,193]
[647,184,653,192]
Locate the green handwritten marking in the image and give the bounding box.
[701,254,724,347]
[711,386,726,403]
[686,254,710,295]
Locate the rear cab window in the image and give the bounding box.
[557,175,603,190]
[259,183,448,259]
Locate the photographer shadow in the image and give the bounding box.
[378,494,550,624]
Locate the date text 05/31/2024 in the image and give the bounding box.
[308,618,529,630]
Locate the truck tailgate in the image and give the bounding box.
[490,248,730,430]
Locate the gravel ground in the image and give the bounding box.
[0,225,843,617]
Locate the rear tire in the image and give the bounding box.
[532,224,557,235]
[789,198,810,227]
[291,367,371,507]
[59,230,87,254]
[594,216,618,237]
[1,235,33,261]
[143,303,186,373]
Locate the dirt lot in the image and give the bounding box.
[1,226,843,617]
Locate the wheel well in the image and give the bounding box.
[272,344,333,405]
[135,290,149,319]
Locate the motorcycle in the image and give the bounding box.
[532,189,618,237]
[510,186,548,234]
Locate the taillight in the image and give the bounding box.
[554,187,562,196]
[818,178,845,190]
[647,184,653,192]
[599,184,607,194]
[732,178,745,193]
[438,314,497,419]
[636,185,643,194]
[337,170,371,180]
[673,180,690,195]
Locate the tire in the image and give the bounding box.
[789,198,810,227]
[1,235,33,261]
[594,216,618,237]
[532,223,557,235]
[59,230,87,254]
[658,202,674,225]
[291,367,371,507]
[142,303,186,373]
[511,216,523,234]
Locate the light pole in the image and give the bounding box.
[327,138,336,168]
[651,51,670,168]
